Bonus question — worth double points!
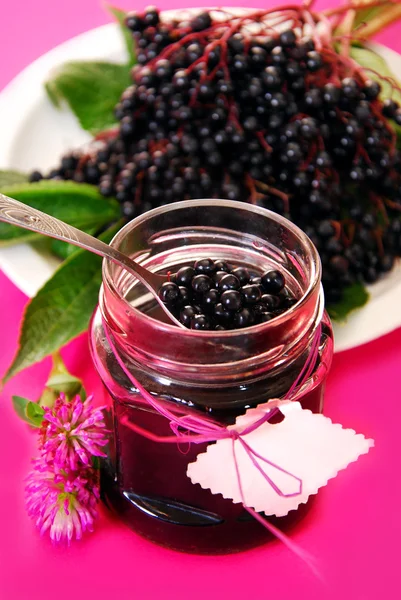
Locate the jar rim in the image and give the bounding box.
[102,199,321,337]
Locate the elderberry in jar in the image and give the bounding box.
[89,200,333,554]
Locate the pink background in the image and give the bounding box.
[1,2,401,599]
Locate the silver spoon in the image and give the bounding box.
[0,192,186,329]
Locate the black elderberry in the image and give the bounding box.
[325,237,344,255]
[222,182,241,201]
[355,101,371,122]
[126,12,144,32]
[228,33,244,54]
[299,38,315,53]
[329,256,349,276]
[363,80,381,100]
[191,314,212,330]
[85,164,100,184]
[258,312,274,323]
[362,213,376,230]
[191,11,212,31]
[289,76,306,94]
[218,273,241,292]
[202,289,220,312]
[306,51,323,72]
[285,60,303,79]
[180,305,200,326]
[260,294,281,309]
[178,286,192,306]
[349,167,365,182]
[155,59,172,80]
[214,270,229,285]
[394,109,401,126]
[191,274,213,294]
[243,116,258,132]
[159,282,180,305]
[202,138,217,154]
[172,177,185,196]
[282,296,297,309]
[231,267,250,286]
[281,142,302,164]
[250,46,268,67]
[262,66,282,90]
[207,151,223,167]
[341,77,360,100]
[231,54,248,74]
[183,166,198,182]
[269,92,287,111]
[317,220,335,238]
[315,151,332,168]
[214,260,230,273]
[214,302,232,324]
[61,155,78,171]
[364,266,379,283]
[299,117,318,139]
[292,171,309,189]
[261,270,285,294]
[382,99,398,119]
[241,284,262,304]
[271,46,287,66]
[304,89,323,109]
[379,255,394,273]
[220,290,243,311]
[143,8,160,27]
[234,308,254,328]
[29,170,43,182]
[194,258,216,274]
[121,202,136,219]
[279,30,296,47]
[177,106,193,121]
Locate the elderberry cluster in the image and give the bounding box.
[34,7,401,307]
[159,258,296,330]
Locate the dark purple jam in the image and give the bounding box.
[101,370,325,554]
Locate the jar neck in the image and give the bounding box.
[99,281,324,386]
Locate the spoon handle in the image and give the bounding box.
[0,192,162,289]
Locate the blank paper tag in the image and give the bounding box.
[187,401,374,517]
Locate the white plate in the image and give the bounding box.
[0,16,401,353]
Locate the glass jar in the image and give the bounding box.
[89,200,333,554]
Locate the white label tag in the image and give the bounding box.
[187,401,374,517]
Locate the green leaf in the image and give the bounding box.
[327,282,370,322]
[107,4,136,65]
[26,402,45,427]
[0,169,28,187]
[350,45,401,105]
[0,180,120,247]
[12,396,44,428]
[4,222,122,382]
[45,352,86,398]
[46,373,83,397]
[12,395,31,422]
[45,61,131,134]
